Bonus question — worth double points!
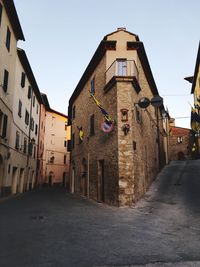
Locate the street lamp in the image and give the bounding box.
[137,95,164,170]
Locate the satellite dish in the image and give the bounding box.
[138,97,150,109]
[101,121,114,133]
[151,96,163,107]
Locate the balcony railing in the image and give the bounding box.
[105,60,139,84]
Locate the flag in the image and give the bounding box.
[77,126,84,141]
[90,93,113,123]
[191,108,200,132]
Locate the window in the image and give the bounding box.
[90,114,95,135]
[135,106,142,124]
[23,138,27,154]
[90,77,95,95]
[32,95,35,107]
[64,155,67,164]
[25,110,29,125]
[36,104,39,114]
[6,27,11,52]
[15,131,20,150]
[65,122,67,131]
[177,137,183,144]
[0,3,2,26]
[117,59,127,76]
[30,118,34,131]
[35,124,38,135]
[72,105,75,120]
[18,100,22,117]
[3,69,9,92]
[21,72,26,88]
[64,140,67,147]
[2,114,7,138]
[28,142,33,156]
[0,110,3,135]
[28,86,32,99]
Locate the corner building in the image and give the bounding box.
[68,28,164,206]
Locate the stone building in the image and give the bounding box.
[168,126,190,161]
[41,94,70,187]
[185,42,200,154]
[68,28,165,206]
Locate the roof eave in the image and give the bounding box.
[3,0,25,41]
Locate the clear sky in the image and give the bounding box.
[14,0,200,128]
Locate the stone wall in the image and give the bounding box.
[71,56,119,206]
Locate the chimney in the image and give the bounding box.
[117,27,126,31]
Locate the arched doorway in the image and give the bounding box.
[48,171,54,186]
[80,158,87,197]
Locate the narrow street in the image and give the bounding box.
[0,160,200,267]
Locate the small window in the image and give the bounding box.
[1,114,8,138]
[30,118,34,131]
[6,27,11,52]
[28,86,32,99]
[23,138,27,154]
[15,131,20,150]
[64,155,67,164]
[117,59,127,76]
[90,77,95,95]
[35,124,38,135]
[72,105,75,120]
[177,136,183,143]
[64,140,67,147]
[3,69,9,92]
[18,100,22,117]
[32,95,35,107]
[90,114,95,135]
[0,3,2,26]
[36,104,39,114]
[133,141,137,151]
[25,110,29,125]
[0,110,3,135]
[135,106,142,124]
[21,72,26,88]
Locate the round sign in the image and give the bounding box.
[101,121,114,133]
[138,97,150,109]
[151,96,163,107]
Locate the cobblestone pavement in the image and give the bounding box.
[0,160,200,267]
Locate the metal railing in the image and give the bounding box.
[105,60,139,84]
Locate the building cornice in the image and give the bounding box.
[17,48,42,103]
[2,0,25,41]
[191,42,200,94]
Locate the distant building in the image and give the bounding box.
[41,94,70,188]
[169,126,190,160]
[68,28,165,206]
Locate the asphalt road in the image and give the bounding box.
[0,160,200,267]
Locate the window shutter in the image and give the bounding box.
[21,72,26,88]
[6,27,11,52]
[3,70,9,92]
[2,114,8,138]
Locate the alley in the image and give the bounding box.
[0,160,200,267]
